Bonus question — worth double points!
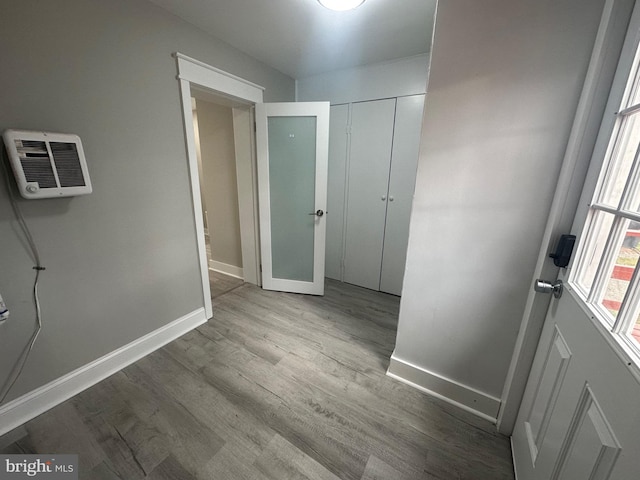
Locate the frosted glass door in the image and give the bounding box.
[268,116,316,282]
[256,102,329,295]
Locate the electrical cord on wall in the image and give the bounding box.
[0,151,45,405]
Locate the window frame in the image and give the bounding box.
[569,4,640,364]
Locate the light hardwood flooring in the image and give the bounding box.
[209,269,244,299]
[0,280,514,479]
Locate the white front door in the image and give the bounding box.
[511,2,640,478]
[255,102,330,295]
[511,290,640,479]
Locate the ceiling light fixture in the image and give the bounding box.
[317,0,366,11]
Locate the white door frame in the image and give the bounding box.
[255,102,330,295]
[174,52,264,319]
[497,0,636,434]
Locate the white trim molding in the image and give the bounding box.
[175,53,264,313]
[175,53,264,104]
[387,353,501,423]
[209,261,244,279]
[179,77,214,320]
[0,308,207,437]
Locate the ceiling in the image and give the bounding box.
[147,0,436,79]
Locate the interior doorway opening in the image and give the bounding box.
[190,89,254,298]
[175,52,265,319]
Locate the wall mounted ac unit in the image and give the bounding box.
[2,129,92,199]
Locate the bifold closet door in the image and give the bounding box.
[379,94,425,295]
[343,98,396,290]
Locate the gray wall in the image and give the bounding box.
[394,0,606,400]
[196,99,243,269]
[296,55,429,104]
[0,0,294,402]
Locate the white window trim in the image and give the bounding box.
[568,0,640,376]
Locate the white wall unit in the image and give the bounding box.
[327,95,424,295]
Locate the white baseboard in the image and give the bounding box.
[511,437,519,479]
[209,260,243,279]
[386,353,501,423]
[0,308,207,437]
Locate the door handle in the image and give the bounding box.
[308,209,324,217]
[534,279,563,298]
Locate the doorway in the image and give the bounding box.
[175,52,264,319]
[176,53,329,313]
[190,90,250,298]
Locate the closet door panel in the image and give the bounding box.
[344,99,396,290]
[326,104,349,280]
[380,95,425,295]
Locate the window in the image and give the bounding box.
[572,31,640,357]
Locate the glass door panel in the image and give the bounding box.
[267,116,317,282]
[255,102,329,295]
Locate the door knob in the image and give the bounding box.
[534,279,563,298]
[308,209,324,217]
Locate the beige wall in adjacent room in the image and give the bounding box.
[196,99,243,269]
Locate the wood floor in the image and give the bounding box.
[0,279,514,479]
[209,269,244,298]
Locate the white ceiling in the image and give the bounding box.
[147,0,436,79]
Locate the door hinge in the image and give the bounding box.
[346,125,352,135]
[259,264,262,272]
[254,121,257,133]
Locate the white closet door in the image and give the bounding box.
[380,95,425,295]
[344,99,396,290]
[325,104,349,280]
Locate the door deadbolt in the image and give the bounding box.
[534,279,563,298]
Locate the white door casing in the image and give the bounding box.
[511,1,640,478]
[255,102,330,295]
[176,53,266,318]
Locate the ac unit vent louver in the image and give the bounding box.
[2,130,92,198]
[50,142,85,187]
